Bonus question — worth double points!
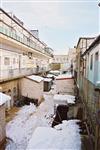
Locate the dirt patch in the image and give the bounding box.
[6,107,20,123]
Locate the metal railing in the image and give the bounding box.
[0,26,53,57]
[0,66,51,82]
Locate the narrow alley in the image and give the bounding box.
[0,3,100,150]
[5,73,82,150]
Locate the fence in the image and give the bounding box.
[78,76,100,149]
[0,26,53,57]
[0,66,51,82]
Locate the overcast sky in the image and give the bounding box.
[0,0,100,54]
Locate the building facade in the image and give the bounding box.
[67,48,77,75]
[76,36,100,150]
[0,92,11,148]
[83,36,100,85]
[0,8,53,108]
[51,55,68,71]
[75,37,95,85]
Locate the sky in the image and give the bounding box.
[0,0,100,54]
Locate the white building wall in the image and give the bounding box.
[21,78,43,103]
[0,49,19,70]
[87,44,100,84]
[53,55,68,64]
[56,79,74,95]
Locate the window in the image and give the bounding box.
[13,58,16,64]
[95,52,99,61]
[17,58,19,63]
[90,55,93,70]
[4,57,10,65]
[56,58,58,61]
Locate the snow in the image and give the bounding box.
[6,103,37,150]
[56,73,72,79]
[0,92,11,106]
[49,70,60,75]
[6,76,80,150]
[54,94,75,105]
[47,74,56,78]
[6,94,54,150]
[27,120,81,150]
[96,81,100,86]
[26,75,43,82]
[44,77,52,82]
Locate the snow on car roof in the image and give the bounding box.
[26,75,43,83]
[54,94,75,105]
[0,92,11,106]
[26,120,81,150]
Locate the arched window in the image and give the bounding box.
[13,87,17,95]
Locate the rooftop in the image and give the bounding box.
[26,75,43,83]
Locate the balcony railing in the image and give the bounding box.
[0,26,53,57]
[0,66,51,82]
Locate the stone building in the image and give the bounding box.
[21,75,44,104]
[0,8,53,108]
[51,55,68,71]
[75,35,100,150]
[67,48,77,73]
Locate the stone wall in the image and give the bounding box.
[21,78,43,104]
[0,104,6,146]
[56,78,74,95]
[0,79,19,108]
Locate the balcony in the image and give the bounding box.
[0,66,51,82]
[0,26,53,57]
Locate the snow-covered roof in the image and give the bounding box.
[56,73,72,80]
[54,94,75,105]
[0,92,11,106]
[44,78,52,82]
[26,75,43,83]
[26,120,81,150]
[96,81,100,86]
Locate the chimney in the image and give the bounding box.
[30,30,39,39]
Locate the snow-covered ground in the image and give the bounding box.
[6,77,81,150]
[54,94,75,105]
[27,120,81,150]
[6,94,54,150]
